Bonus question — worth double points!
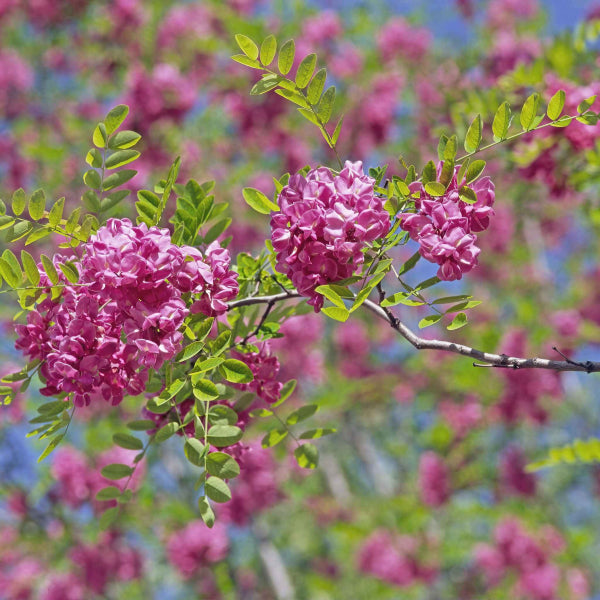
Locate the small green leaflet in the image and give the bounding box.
[242,187,279,214]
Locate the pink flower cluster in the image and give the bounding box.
[166,521,229,578]
[15,218,238,407]
[69,531,143,596]
[474,519,586,600]
[50,445,145,510]
[271,161,390,311]
[357,530,437,587]
[495,330,562,424]
[418,451,451,507]
[231,342,283,404]
[499,446,537,497]
[377,17,432,63]
[218,442,281,525]
[401,163,495,281]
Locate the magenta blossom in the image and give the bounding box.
[271,161,390,311]
[401,162,495,281]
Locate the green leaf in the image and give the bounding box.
[492,101,511,141]
[520,93,540,131]
[210,330,231,357]
[104,105,129,135]
[464,114,482,153]
[381,293,424,307]
[205,476,232,503]
[203,218,232,245]
[48,197,65,227]
[102,169,136,191]
[307,68,326,104]
[443,134,458,160]
[95,486,121,501]
[178,341,205,362]
[286,404,318,425]
[192,378,219,402]
[250,73,281,95]
[421,160,436,184]
[271,378,296,408]
[262,427,288,448]
[295,53,317,89]
[93,122,108,148]
[299,428,337,439]
[208,425,243,448]
[321,306,350,322]
[397,251,421,276]
[331,115,344,145]
[82,190,101,212]
[315,284,346,308]
[28,189,46,220]
[419,314,442,328]
[37,435,64,463]
[219,359,254,384]
[192,356,224,375]
[0,215,15,231]
[86,147,103,167]
[231,54,261,69]
[459,185,477,204]
[235,34,259,60]
[242,187,279,214]
[155,422,180,443]
[184,438,205,466]
[547,89,565,120]
[2,223,28,244]
[549,115,573,128]
[317,86,336,123]
[108,130,141,149]
[3,249,22,281]
[431,294,472,305]
[294,443,319,469]
[198,497,215,528]
[105,150,140,169]
[99,506,119,530]
[156,378,186,406]
[207,452,240,479]
[20,250,40,286]
[260,35,277,65]
[577,95,596,114]
[278,39,295,75]
[127,419,156,431]
[424,182,446,196]
[58,262,79,284]
[101,463,133,480]
[0,258,17,288]
[11,188,26,216]
[465,160,486,183]
[447,312,468,330]
[275,88,310,109]
[113,433,143,451]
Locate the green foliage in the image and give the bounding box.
[528,438,600,470]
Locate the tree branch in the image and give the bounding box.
[226,293,599,373]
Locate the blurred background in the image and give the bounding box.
[2,0,600,598]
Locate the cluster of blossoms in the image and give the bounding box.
[496,330,562,424]
[474,519,589,600]
[231,342,283,404]
[357,530,438,587]
[418,451,451,507]
[401,163,495,281]
[271,161,390,311]
[15,218,238,407]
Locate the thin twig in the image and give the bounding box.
[226,293,600,373]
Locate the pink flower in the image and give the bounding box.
[401,162,495,281]
[15,219,238,408]
[166,521,229,578]
[377,17,431,63]
[418,451,451,507]
[231,342,283,404]
[40,574,85,600]
[271,161,390,311]
[499,446,537,497]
